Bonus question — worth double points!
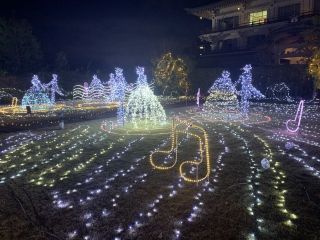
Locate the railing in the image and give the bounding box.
[200,11,319,35]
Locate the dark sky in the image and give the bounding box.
[1,0,212,71]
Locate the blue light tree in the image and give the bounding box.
[22,75,51,110]
[108,68,127,103]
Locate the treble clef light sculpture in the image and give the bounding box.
[285,100,304,133]
[149,118,210,183]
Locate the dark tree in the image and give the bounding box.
[54,51,69,71]
[0,18,42,74]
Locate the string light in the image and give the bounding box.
[265,82,293,102]
[108,68,128,103]
[285,100,304,133]
[196,88,200,107]
[44,74,64,104]
[204,70,239,113]
[125,67,166,124]
[154,52,189,96]
[236,64,264,115]
[11,97,18,107]
[150,118,210,183]
[21,75,52,110]
[73,75,107,101]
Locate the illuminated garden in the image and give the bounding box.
[1,60,320,240]
[1,1,320,239]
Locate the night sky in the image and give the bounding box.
[1,0,212,71]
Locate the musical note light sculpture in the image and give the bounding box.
[11,97,18,107]
[150,118,210,183]
[285,100,304,133]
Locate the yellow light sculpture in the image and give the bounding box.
[11,97,18,107]
[149,118,210,183]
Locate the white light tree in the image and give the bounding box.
[125,66,166,124]
[88,74,105,100]
[236,64,264,115]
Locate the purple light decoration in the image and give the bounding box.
[285,100,304,133]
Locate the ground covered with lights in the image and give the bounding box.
[0,103,320,240]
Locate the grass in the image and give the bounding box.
[0,103,320,240]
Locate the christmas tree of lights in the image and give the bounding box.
[44,74,63,104]
[117,102,125,126]
[204,70,238,111]
[22,75,51,110]
[83,82,89,99]
[108,68,127,102]
[236,64,264,115]
[88,75,105,100]
[125,67,166,124]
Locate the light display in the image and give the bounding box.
[308,48,320,96]
[285,100,304,133]
[125,67,166,124]
[31,74,44,91]
[261,158,270,169]
[83,82,89,99]
[21,75,52,110]
[44,74,64,104]
[265,82,293,102]
[117,102,125,126]
[3,99,319,239]
[196,88,200,107]
[73,76,108,102]
[236,64,264,115]
[154,52,189,96]
[108,68,127,102]
[11,97,18,107]
[204,70,239,111]
[107,73,116,102]
[73,85,84,100]
[150,118,210,183]
[88,74,106,100]
[285,141,294,150]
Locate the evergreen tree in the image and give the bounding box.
[0,18,42,74]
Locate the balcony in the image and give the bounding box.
[200,11,318,35]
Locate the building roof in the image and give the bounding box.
[186,0,245,19]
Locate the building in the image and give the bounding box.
[187,0,320,66]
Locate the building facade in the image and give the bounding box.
[187,0,320,66]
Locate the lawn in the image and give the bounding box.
[0,102,319,240]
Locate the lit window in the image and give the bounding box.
[250,10,267,24]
